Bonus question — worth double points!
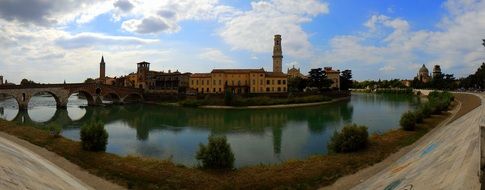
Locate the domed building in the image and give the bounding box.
[417,64,431,83]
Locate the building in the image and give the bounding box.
[189,35,288,94]
[100,56,106,83]
[0,75,3,85]
[324,67,340,89]
[131,61,191,92]
[287,66,306,78]
[433,65,442,78]
[417,64,431,83]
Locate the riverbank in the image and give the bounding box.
[0,93,474,189]
[199,96,350,109]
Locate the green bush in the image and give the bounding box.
[328,124,369,153]
[400,111,416,131]
[419,104,432,118]
[196,136,235,169]
[414,109,424,123]
[48,123,62,138]
[80,119,109,151]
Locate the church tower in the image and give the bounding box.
[272,34,283,73]
[100,56,106,83]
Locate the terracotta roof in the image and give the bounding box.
[211,68,265,73]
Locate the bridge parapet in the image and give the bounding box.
[0,83,143,110]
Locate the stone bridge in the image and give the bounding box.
[0,83,144,110]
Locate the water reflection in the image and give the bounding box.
[0,93,420,167]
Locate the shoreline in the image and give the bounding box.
[199,96,351,109]
[147,96,351,109]
[321,92,481,190]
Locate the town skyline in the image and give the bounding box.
[1,0,484,84]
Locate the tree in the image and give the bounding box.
[80,119,109,151]
[340,70,352,90]
[84,78,95,83]
[288,77,308,92]
[20,79,36,85]
[196,136,235,169]
[308,68,333,92]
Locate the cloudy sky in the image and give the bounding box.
[1,0,484,83]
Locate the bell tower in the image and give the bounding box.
[99,56,106,83]
[272,34,283,73]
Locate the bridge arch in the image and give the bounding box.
[122,93,143,103]
[28,90,62,108]
[68,91,96,106]
[102,92,121,104]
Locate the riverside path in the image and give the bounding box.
[350,93,483,190]
[0,135,94,189]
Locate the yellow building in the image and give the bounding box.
[287,65,306,78]
[189,35,288,94]
[324,67,340,89]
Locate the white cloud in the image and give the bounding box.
[118,0,239,34]
[319,0,485,80]
[55,32,159,49]
[198,48,235,64]
[218,0,329,58]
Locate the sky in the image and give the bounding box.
[1,0,485,84]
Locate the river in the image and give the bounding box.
[0,93,423,167]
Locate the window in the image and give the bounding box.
[252,87,255,92]
[260,80,263,85]
[238,80,240,86]
[201,88,204,93]
[266,80,270,85]
[219,88,222,92]
[272,87,274,92]
[207,88,209,92]
[277,87,281,92]
[225,81,228,86]
[266,87,270,92]
[283,80,286,85]
[232,81,234,86]
[191,80,194,85]
[283,87,286,91]
[196,80,198,85]
[213,80,216,85]
[213,88,216,92]
[272,80,274,85]
[219,80,221,85]
[202,80,204,85]
[260,74,263,77]
[252,79,255,85]
[277,80,281,85]
[207,80,210,85]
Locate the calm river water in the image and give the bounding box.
[0,93,423,167]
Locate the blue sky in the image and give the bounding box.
[0,0,484,83]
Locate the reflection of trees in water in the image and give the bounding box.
[9,100,355,153]
[353,93,419,108]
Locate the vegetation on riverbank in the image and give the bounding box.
[0,93,476,190]
[352,88,413,95]
[179,94,332,107]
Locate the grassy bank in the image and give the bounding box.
[179,95,332,107]
[0,94,476,189]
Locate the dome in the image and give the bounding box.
[419,64,429,73]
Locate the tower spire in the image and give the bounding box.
[272,34,283,73]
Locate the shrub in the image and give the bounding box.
[400,111,416,131]
[196,136,235,169]
[419,104,432,118]
[328,124,369,153]
[414,109,424,123]
[80,119,109,151]
[48,123,62,138]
